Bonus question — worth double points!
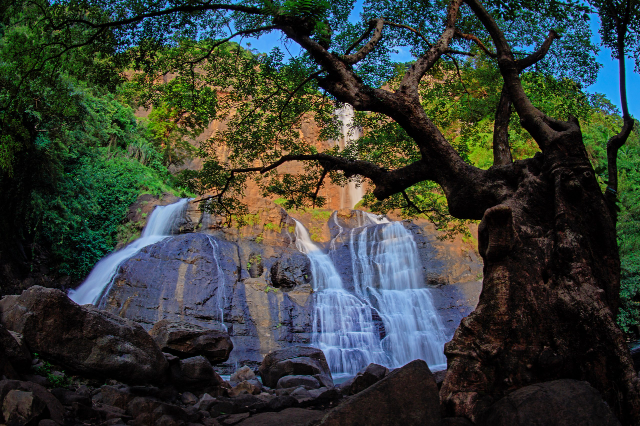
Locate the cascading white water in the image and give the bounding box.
[348,216,448,370]
[68,198,189,305]
[297,211,447,374]
[293,220,389,375]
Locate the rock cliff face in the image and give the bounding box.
[99,196,482,373]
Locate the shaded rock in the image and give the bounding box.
[288,387,312,402]
[0,325,31,371]
[93,385,135,410]
[49,388,91,407]
[150,319,233,364]
[0,286,168,385]
[266,395,298,411]
[235,407,325,426]
[0,346,18,381]
[2,389,47,425]
[182,392,198,405]
[210,395,268,417]
[276,375,321,390]
[340,363,388,396]
[0,380,64,425]
[476,379,621,426]
[269,253,311,290]
[92,402,129,423]
[317,360,441,426]
[228,380,262,397]
[230,367,256,385]
[258,346,333,389]
[194,393,217,412]
[171,356,225,390]
[126,396,187,425]
[219,412,250,425]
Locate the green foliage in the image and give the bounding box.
[581,109,640,332]
[32,354,72,388]
[0,5,181,284]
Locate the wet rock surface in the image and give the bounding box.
[0,286,168,385]
[101,232,315,374]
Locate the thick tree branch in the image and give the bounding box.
[605,9,634,221]
[342,19,385,65]
[61,4,264,30]
[463,0,559,148]
[493,84,513,166]
[399,0,464,92]
[516,30,560,70]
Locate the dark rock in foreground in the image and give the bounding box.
[0,380,65,425]
[317,359,442,426]
[0,286,168,385]
[338,363,388,396]
[477,379,621,426]
[258,346,333,389]
[150,319,233,364]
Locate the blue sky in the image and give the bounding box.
[241,11,638,120]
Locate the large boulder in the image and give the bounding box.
[339,363,388,395]
[149,319,233,364]
[169,355,225,391]
[0,286,168,385]
[258,346,333,389]
[476,379,621,426]
[269,252,311,290]
[317,359,442,426]
[0,324,31,372]
[0,380,65,425]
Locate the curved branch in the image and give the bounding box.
[399,0,464,92]
[516,30,560,70]
[342,19,385,64]
[463,0,557,148]
[62,4,264,30]
[455,29,496,57]
[604,9,635,221]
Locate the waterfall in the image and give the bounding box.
[334,105,364,209]
[68,198,189,305]
[348,217,448,369]
[295,213,447,375]
[293,220,389,375]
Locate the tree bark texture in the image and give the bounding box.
[440,126,640,424]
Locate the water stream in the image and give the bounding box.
[295,213,447,375]
[68,198,189,305]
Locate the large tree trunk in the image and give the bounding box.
[440,125,640,424]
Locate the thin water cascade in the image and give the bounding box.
[293,220,389,375]
[206,235,227,323]
[334,106,364,209]
[68,198,190,305]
